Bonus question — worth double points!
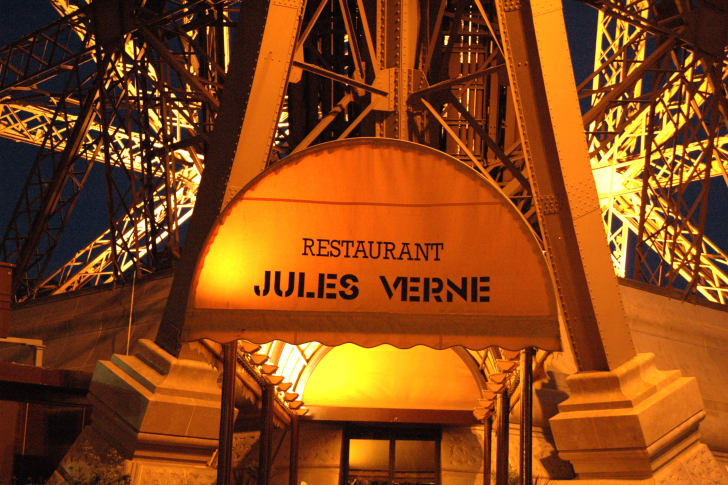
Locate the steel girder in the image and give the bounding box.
[0,0,723,420]
[0,0,235,299]
[0,0,726,311]
[583,0,728,303]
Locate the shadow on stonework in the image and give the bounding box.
[44,429,130,485]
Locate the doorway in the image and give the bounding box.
[341,424,440,485]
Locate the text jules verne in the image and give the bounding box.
[253,237,490,302]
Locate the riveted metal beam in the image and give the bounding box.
[496,0,636,370]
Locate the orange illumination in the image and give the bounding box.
[186,139,560,350]
[302,344,481,410]
[252,340,323,395]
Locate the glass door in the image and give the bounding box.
[343,425,440,485]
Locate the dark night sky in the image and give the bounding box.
[0,0,111,271]
[0,1,603,271]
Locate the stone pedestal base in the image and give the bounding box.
[50,339,220,484]
[549,353,728,483]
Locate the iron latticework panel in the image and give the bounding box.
[0,0,726,308]
[1,0,237,299]
[582,0,728,302]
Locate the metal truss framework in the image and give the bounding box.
[0,0,235,298]
[0,1,726,303]
[0,0,725,438]
[583,0,728,303]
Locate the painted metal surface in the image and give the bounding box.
[0,0,724,427]
[583,1,728,303]
[495,0,634,370]
[157,0,305,355]
[1,0,726,321]
[519,347,533,485]
[217,341,237,485]
[495,390,510,485]
[483,415,492,485]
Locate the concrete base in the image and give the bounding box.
[713,450,728,471]
[546,441,728,484]
[549,353,728,483]
[49,339,220,484]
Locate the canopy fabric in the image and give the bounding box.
[302,344,482,410]
[184,138,561,350]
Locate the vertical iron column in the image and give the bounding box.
[520,348,533,485]
[289,414,299,485]
[375,0,420,139]
[484,415,493,485]
[259,384,274,485]
[494,0,636,371]
[155,0,272,357]
[495,392,510,485]
[218,341,237,485]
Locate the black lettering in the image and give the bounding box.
[302,238,314,256]
[316,239,329,257]
[325,273,338,299]
[431,243,444,261]
[330,240,341,257]
[380,275,407,301]
[479,276,490,302]
[254,270,271,296]
[430,277,443,302]
[446,277,468,302]
[317,273,326,298]
[399,242,412,261]
[304,239,444,260]
[380,275,395,298]
[339,274,359,300]
[369,241,382,259]
[353,240,368,259]
[383,242,396,260]
[414,243,427,261]
[274,271,295,297]
[409,277,420,302]
[342,240,355,257]
[297,272,306,297]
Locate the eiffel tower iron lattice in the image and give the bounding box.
[0,0,726,310]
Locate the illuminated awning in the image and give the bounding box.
[184,138,560,350]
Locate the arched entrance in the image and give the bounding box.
[182,138,562,483]
[185,138,560,351]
